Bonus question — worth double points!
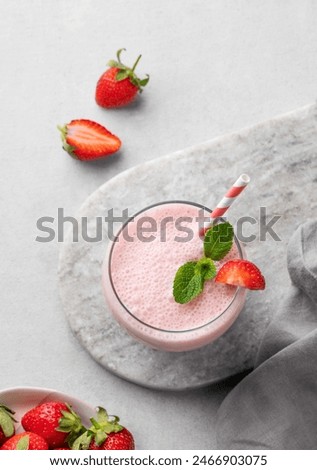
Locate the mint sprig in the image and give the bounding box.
[173,259,216,304]
[173,222,234,304]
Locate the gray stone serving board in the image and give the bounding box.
[58,102,317,391]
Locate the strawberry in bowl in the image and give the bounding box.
[0,387,135,450]
[0,404,16,446]
[21,401,85,449]
[72,407,135,450]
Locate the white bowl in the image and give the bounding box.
[0,387,96,433]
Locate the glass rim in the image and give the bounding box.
[107,200,244,334]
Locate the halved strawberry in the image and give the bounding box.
[22,402,85,449]
[215,259,265,290]
[58,119,121,161]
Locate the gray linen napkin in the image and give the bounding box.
[216,220,317,449]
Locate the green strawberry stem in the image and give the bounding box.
[57,125,77,159]
[131,54,142,72]
[116,48,141,72]
[57,404,87,446]
[71,407,123,450]
[0,404,16,438]
[109,48,149,91]
[116,48,126,64]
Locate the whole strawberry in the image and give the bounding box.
[0,404,16,446]
[89,428,135,450]
[58,119,121,161]
[96,48,149,108]
[21,402,85,449]
[0,432,48,450]
[72,407,135,450]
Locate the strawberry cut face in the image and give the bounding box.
[58,119,121,161]
[215,259,265,290]
[66,120,121,159]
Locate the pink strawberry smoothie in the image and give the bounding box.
[102,201,246,352]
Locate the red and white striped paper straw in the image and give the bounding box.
[210,174,250,219]
[200,174,250,235]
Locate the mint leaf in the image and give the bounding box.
[204,222,234,260]
[173,261,203,304]
[195,257,217,281]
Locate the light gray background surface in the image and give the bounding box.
[1,0,317,449]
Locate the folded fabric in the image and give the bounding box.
[216,220,317,449]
